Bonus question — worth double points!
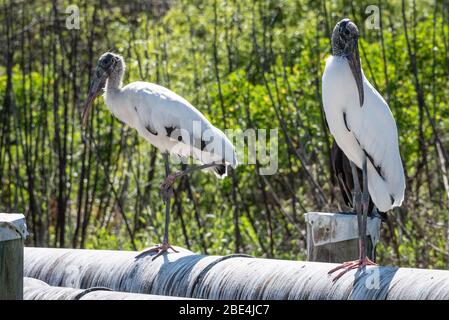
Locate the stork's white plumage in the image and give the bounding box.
[82,52,237,259]
[322,19,405,279]
[323,56,405,212]
[84,53,237,177]
[105,81,237,177]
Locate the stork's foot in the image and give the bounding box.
[135,242,179,261]
[160,174,179,203]
[328,257,377,281]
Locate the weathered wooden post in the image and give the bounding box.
[305,212,381,263]
[0,213,28,300]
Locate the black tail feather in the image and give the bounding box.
[332,141,387,218]
[214,164,227,177]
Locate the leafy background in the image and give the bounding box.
[1,0,449,269]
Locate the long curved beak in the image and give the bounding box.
[347,45,364,107]
[82,68,107,128]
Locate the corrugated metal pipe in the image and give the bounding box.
[24,247,449,300]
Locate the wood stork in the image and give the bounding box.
[322,19,405,279]
[82,52,238,259]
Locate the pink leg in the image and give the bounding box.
[329,159,376,282]
[135,242,179,261]
[328,256,377,281]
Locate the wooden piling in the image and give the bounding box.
[305,212,381,263]
[0,213,28,300]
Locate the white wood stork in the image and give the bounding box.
[82,52,238,259]
[322,19,405,279]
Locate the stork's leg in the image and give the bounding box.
[136,153,178,260]
[328,159,376,281]
[350,161,362,221]
[160,161,222,198]
[360,159,370,263]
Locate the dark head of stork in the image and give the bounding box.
[331,18,364,107]
[82,52,125,127]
